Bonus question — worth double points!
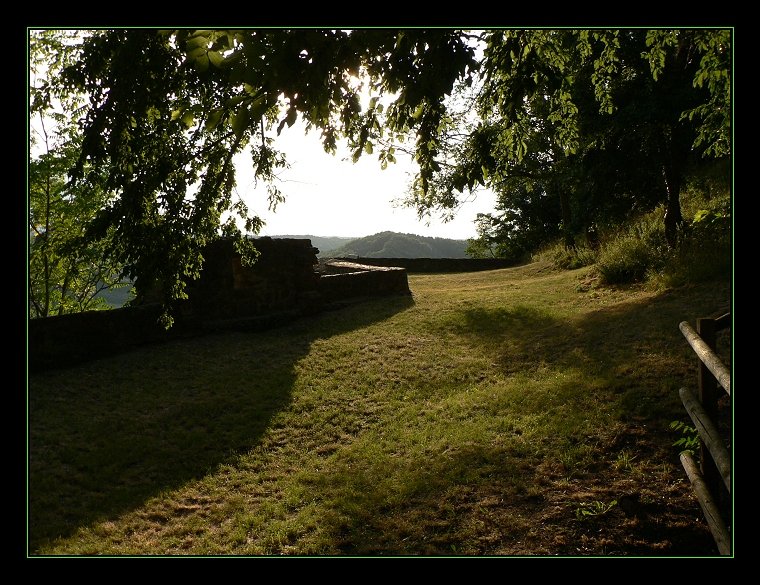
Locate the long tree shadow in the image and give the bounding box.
[311,280,729,556]
[27,295,414,553]
[313,427,718,556]
[457,281,730,424]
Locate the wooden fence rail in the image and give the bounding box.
[677,312,731,556]
[679,321,731,395]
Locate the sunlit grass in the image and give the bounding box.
[28,261,730,555]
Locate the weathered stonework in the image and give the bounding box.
[29,239,411,371]
[187,237,322,319]
[320,261,411,301]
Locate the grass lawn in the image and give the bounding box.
[27,261,731,556]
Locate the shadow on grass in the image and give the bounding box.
[458,281,730,424]
[315,280,729,556]
[320,433,718,556]
[28,295,414,553]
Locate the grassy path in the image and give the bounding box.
[28,262,730,555]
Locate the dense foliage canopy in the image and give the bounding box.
[29,28,731,322]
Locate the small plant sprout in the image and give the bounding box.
[614,450,637,472]
[575,500,618,521]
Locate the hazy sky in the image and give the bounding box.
[235,120,497,240]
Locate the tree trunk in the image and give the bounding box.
[559,191,575,250]
[663,152,684,248]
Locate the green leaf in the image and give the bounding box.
[208,50,225,68]
[194,54,209,73]
[225,95,248,108]
[364,141,373,155]
[277,107,297,136]
[231,106,250,139]
[249,95,268,120]
[186,34,210,50]
[187,46,207,60]
[181,111,195,128]
[171,109,184,121]
[205,109,223,131]
[286,107,297,128]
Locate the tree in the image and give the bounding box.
[52,28,476,324]
[39,28,729,321]
[408,29,730,254]
[29,30,128,318]
[28,140,127,317]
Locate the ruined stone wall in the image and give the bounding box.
[29,238,322,371]
[28,303,202,372]
[188,237,321,319]
[29,240,410,371]
[319,261,411,301]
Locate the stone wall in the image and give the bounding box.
[29,239,410,371]
[28,303,202,372]
[327,257,517,273]
[187,237,322,319]
[320,261,411,301]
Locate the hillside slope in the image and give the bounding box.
[321,230,469,258]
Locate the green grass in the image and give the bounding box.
[28,262,730,556]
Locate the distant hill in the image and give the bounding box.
[320,231,470,259]
[268,235,358,255]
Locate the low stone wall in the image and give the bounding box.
[328,257,517,273]
[320,261,411,301]
[28,303,202,372]
[29,241,411,371]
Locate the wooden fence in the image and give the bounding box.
[678,311,731,555]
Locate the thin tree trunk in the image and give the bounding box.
[58,271,71,316]
[663,147,684,248]
[40,112,51,318]
[660,39,690,248]
[559,191,575,250]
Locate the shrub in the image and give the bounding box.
[533,187,731,288]
[596,210,669,285]
[552,245,598,270]
[654,207,731,287]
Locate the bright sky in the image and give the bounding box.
[234,120,497,240]
[30,29,497,242]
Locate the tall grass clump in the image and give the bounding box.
[533,241,598,270]
[595,188,730,287]
[596,209,670,285]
